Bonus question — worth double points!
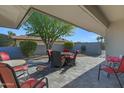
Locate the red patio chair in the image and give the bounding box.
[98,56,124,88]
[0,52,10,61]
[0,63,48,88]
[66,50,79,66]
[0,52,29,78]
[36,49,52,72]
[106,55,121,63]
[47,49,52,63]
[63,48,70,52]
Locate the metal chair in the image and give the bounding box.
[98,56,124,88]
[0,52,29,79]
[0,62,48,88]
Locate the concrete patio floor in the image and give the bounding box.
[26,56,124,88]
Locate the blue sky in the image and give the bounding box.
[0,26,99,42]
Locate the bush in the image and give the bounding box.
[0,34,16,47]
[64,42,74,49]
[20,40,37,57]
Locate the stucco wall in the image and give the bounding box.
[106,20,124,56]
[0,47,24,59]
[0,43,101,58]
[34,44,64,55]
[74,43,101,56]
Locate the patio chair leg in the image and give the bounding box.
[26,70,30,79]
[46,77,49,88]
[98,65,101,80]
[114,72,123,88]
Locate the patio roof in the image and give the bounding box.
[0,5,110,36]
[1,5,124,37]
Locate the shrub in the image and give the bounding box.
[19,40,37,57]
[0,34,16,47]
[64,41,74,49]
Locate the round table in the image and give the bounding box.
[61,52,74,56]
[1,60,26,67]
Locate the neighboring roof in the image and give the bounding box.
[11,35,68,42]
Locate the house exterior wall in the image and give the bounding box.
[106,20,124,56]
[73,42,101,56]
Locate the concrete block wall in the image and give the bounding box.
[0,46,24,59]
[0,42,101,59]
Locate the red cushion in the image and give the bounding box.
[13,64,28,72]
[63,49,70,52]
[0,52,10,61]
[21,78,46,88]
[101,67,118,74]
[65,56,74,59]
[106,56,121,63]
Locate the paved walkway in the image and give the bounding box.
[28,56,105,88]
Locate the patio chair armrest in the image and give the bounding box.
[32,77,49,88]
[100,64,117,71]
[101,64,114,68]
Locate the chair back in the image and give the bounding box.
[63,49,70,52]
[73,50,79,59]
[0,63,20,88]
[47,49,52,63]
[117,56,124,73]
[47,49,52,56]
[0,52,10,61]
[51,51,62,67]
[106,55,121,62]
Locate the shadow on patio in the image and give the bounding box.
[62,61,124,88]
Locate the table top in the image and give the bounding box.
[61,52,74,55]
[1,59,26,67]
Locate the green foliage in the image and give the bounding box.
[19,40,37,57]
[24,12,74,49]
[64,42,74,49]
[0,34,16,47]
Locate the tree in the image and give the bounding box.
[24,12,74,50]
[96,36,105,50]
[96,36,104,43]
[8,31,16,36]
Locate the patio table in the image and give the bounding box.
[61,52,74,65]
[61,52,74,56]
[1,59,26,67]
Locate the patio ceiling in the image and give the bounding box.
[99,6,124,23]
[0,5,116,36]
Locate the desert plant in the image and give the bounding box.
[64,42,74,49]
[19,40,37,57]
[24,12,74,50]
[0,34,16,47]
